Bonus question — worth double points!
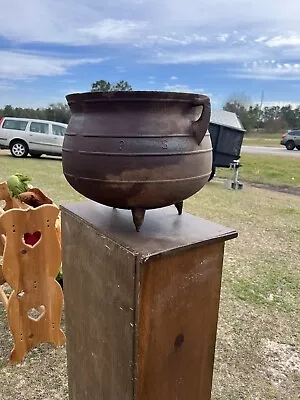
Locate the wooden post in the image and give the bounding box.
[61,201,237,400]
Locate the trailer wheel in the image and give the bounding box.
[208,165,216,181]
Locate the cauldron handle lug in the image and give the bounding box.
[192,98,211,145]
[131,208,146,232]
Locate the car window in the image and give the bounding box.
[30,122,49,134]
[52,124,66,136]
[2,119,28,131]
[293,131,300,136]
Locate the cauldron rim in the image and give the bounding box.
[66,90,210,105]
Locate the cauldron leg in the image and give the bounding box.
[131,208,146,232]
[174,201,183,215]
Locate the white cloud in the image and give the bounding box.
[116,66,126,73]
[1,0,300,90]
[0,1,148,45]
[255,36,268,43]
[78,19,148,43]
[0,80,16,90]
[144,33,208,46]
[266,35,300,47]
[144,46,262,64]
[170,76,178,80]
[1,0,300,48]
[231,61,300,81]
[60,79,77,84]
[217,34,229,42]
[147,76,156,84]
[164,84,204,93]
[0,51,106,80]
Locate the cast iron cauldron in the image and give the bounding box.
[62,91,212,231]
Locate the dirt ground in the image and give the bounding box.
[0,297,68,400]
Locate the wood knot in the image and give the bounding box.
[174,334,184,351]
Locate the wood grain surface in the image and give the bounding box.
[62,211,137,400]
[136,242,225,400]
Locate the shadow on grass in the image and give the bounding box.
[0,151,62,162]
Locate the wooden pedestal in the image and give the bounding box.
[61,201,237,400]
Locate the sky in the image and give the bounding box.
[1,0,300,109]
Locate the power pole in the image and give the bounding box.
[258,90,264,129]
[259,90,264,111]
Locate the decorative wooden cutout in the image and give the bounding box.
[0,181,29,261]
[0,285,8,309]
[0,207,5,285]
[0,181,28,211]
[55,214,61,248]
[27,305,46,321]
[0,204,66,364]
[0,183,61,255]
[0,270,6,286]
[23,231,42,247]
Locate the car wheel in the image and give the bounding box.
[10,140,29,158]
[296,145,300,151]
[285,141,295,150]
[30,153,42,158]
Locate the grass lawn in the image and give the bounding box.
[0,151,299,399]
[243,133,282,147]
[217,153,300,189]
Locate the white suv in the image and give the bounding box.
[0,117,67,158]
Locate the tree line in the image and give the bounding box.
[0,80,132,125]
[223,101,300,133]
[0,103,71,124]
[1,80,298,133]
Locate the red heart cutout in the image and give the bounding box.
[24,231,42,247]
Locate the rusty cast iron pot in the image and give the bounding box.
[63,91,212,231]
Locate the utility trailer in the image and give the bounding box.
[208,109,246,180]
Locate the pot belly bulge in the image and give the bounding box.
[62,133,212,209]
